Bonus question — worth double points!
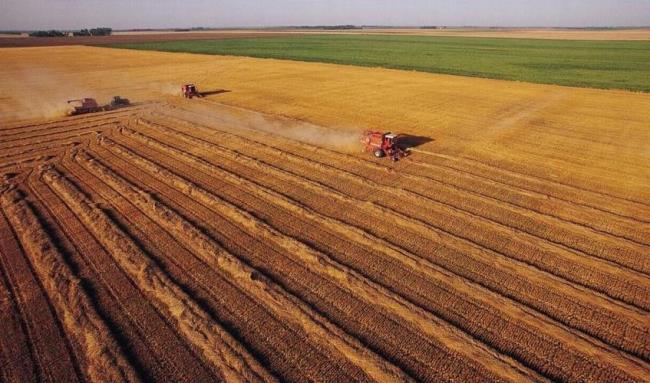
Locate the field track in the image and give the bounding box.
[1,98,649,382]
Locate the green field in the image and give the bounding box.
[108,35,650,92]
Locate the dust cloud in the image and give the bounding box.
[175,103,361,153]
[0,67,95,122]
[242,113,361,153]
[157,83,181,96]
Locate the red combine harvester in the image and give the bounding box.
[181,84,203,99]
[360,131,407,161]
[67,98,103,115]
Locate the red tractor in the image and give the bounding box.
[360,131,407,161]
[181,84,203,99]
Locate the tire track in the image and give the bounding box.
[513,120,648,152]
[155,113,650,262]
[0,187,140,383]
[102,131,650,381]
[193,113,650,247]
[41,166,278,383]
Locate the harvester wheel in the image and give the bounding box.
[374,149,385,158]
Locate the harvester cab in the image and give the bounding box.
[182,84,203,99]
[360,131,407,161]
[67,98,102,116]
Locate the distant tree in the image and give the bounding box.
[29,30,65,37]
[73,29,91,36]
[295,25,361,30]
[89,27,112,36]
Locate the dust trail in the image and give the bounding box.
[0,67,98,122]
[156,83,181,96]
[171,102,361,153]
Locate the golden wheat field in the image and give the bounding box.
[1,46,649,382]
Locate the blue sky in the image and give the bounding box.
[1,0,649,30]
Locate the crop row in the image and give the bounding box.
[105,130,644,380]
[92,134,541,382]
[0,200,84,382]
[160,112,650,256]
[74,147,416,383]
[0,186,140,382]
[414,150,650,220]
[0,122,119,148]
[137,118,650,312]
[25,164,251,382]
[40,166,277,383]
[170,116,648,274]
[163,107,650,222]
[0,139,83,161]
[165,111,650,259]
[160,110,650,247]
[0,105,148,134]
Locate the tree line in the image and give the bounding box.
[29,27,112,37]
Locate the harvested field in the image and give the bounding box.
[1,46,649,382]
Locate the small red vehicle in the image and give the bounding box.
[181,84,203,99]
[360,131,407,161]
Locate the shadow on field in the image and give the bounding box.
[200,89,231,97]
[396,135,434,149]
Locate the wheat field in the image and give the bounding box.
[1,46,649,382]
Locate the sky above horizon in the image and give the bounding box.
[1,0,649,30]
